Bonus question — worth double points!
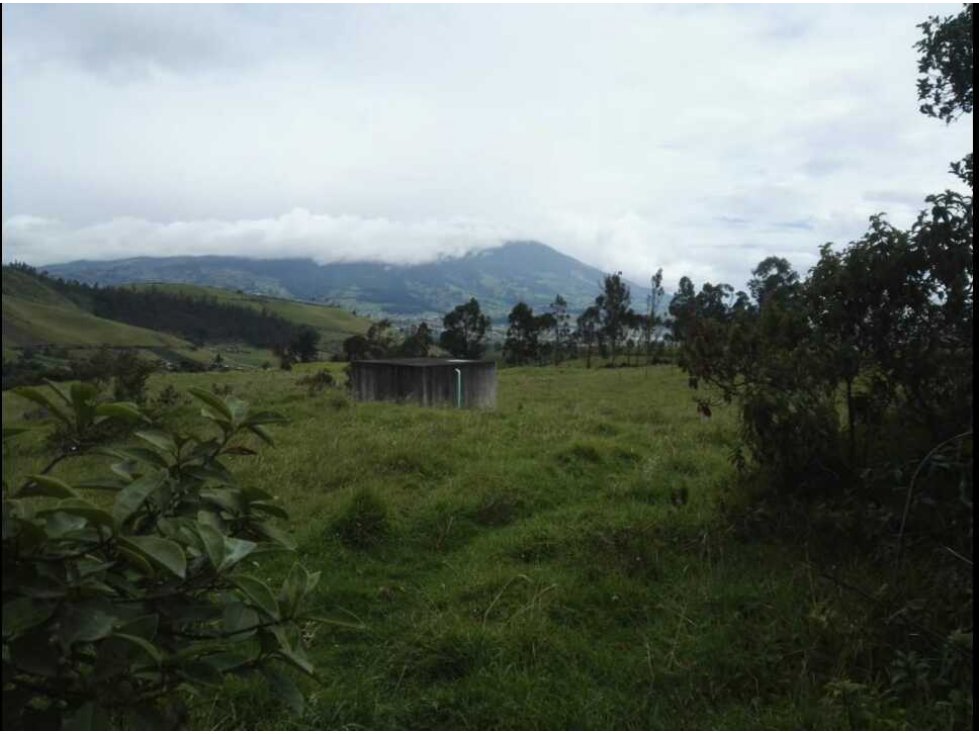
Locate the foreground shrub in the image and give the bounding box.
[2,383,328,728]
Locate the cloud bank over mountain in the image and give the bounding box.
[2,4,971,289]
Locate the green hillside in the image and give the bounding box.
[2,268,188,350]
[42,242,654,321]
[128,282,371,346]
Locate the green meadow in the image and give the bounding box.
[1,267,188,351]
[0,364,943,729]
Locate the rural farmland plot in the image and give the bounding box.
[4,363,944,729]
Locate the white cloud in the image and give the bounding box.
[1,210,518,267]
[2,4,971,292]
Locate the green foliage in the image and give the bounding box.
[341,318,400,362]
[661,13,974,726]
[296,369,335,396]
[110,349,158,404]
[273,326,321,369]
[673,82,972,486]
[594,272,633,365]
[2,384,322,729]
[548,294,573,365]
[641,270,667,364]
[289,327,321,364]
[575,305,602,368]
[503,302,553,366]
[915,4,973,123]
[398,321,435,358]
[439,298,491,359]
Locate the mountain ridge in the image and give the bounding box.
[41,241,652,321]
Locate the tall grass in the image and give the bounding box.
[1,363,968,729]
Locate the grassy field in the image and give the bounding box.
[2,268,189,351]
[2,270,369,367]
[1,364,944,729]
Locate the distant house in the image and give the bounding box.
[350,358,496,409]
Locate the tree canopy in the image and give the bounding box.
[439,298,491,359]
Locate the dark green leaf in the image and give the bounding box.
[246,424,275,447]
[249,501,290,520]
[60,604,117,644]
[95,401,146,423]
[75,476,130,491]
[276,644,315,676]
[12,386,70,424]
[245,410,288,425]
[120,536,187,579]
[242,486,274,502]
[218,536,257,572]
[44,378,73,407]
[201,488,244,515]
[234,575,280,619]
[262,666,305,715]
[45,510,88,537]
[111,632,163,663]
[227,397,249,426]
[188,387,233,421]
[16,474,80,499]
[186,464,234,484]
[196,523,225,569]
[118,613,159,641]
[222,602,259,636]
[36,499,115,529]
[2,597,57,637]
[304,569,321,596]
[280,563,308,617]
[255,521,297,550]
[201,651,254,672]
[114,470,167,524]
[117,544,155,576]
[178,660,225,688]
[221,445,257,456]
[69,382,100,420]
[135,429,178,455]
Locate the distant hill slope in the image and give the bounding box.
[127,283,371,347]
[2,267,188,350]
[43,241,653,320]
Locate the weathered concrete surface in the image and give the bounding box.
[350,358,496,408]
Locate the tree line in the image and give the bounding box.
[5,265,321,355]
[340,271,671,368]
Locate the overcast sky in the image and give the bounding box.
[1,3,971,290]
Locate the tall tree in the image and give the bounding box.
[748,256,799,308]
[668,276,697,343]
[549,294,572,365]
[399,322,434,357]
[290,326,320,363]
[576,305,601,369]
[644,269,666,363]
[503,302,542,365]
[439,298,491,359]
[594,272,633,366]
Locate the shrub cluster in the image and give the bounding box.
[2,383,328,728]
